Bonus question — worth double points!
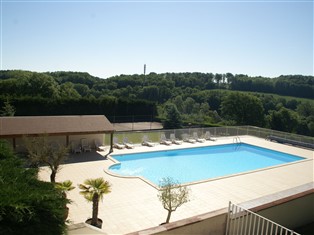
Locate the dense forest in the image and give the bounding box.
[0,70,313,136]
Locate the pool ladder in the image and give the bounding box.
[233,136,241,149]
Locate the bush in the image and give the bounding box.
[0,140,67,235]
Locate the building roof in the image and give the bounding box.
[0,115,115,137]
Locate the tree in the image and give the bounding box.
[200,102,210,116]
[225,72,234,84]
[173,96,184,113]
[55,180,75,220]
[140,86,159,102]
[0,99,15,116]
[214,73,223,86]
[221,92,265,126]
[268,107,299,133]
[55,180,75,198]
[79,178,111,228]
[157,177,190,224]
[296,102,314,136]
[297,102,314,117]
[163,103,182,129]
[59,82,81,99]
[21,73,60,98]
[73,83,90,96]
[222,73,226,84]
[23,135,69,183]
[183,97,196,114]
[0,140,67,235]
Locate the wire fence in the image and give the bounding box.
[109,126,314,147]
[107,115,155,123]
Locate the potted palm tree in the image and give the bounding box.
[55,180,75,220]
[79,177,111,229]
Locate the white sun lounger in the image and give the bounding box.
[113,137,125,149]
[182,133,196,144]
[123,137,134,149]
[142,135,155,147]
[160,134,172,145]
[94,139,107,151]
[204,131,217,141]
[81,138,92,152]
[170,133,183,145]
[193,132,206,143]
[71,141,81,154]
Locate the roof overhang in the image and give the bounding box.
[0,115,115,138]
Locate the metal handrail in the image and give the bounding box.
[233,136,241,144]
[225,202,301,235]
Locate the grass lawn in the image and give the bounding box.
[104,132,161,145]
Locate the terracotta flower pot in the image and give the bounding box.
[85,218,103,229]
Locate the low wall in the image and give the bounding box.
[240,183,313,232]
[127,208,227,235]
[4,134,105,153]
[257,193,314,230]
[128,184,313,235]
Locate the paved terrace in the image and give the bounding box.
[38,136,313,234]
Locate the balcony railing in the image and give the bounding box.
[225,202,300,235]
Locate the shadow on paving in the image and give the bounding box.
[64,151,108,164]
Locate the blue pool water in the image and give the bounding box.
[109,143,303,185]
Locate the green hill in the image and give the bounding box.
[0,70,313,136]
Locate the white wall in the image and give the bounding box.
[131,193,313,235]
[257,193,314,230]
[3,134,106,153]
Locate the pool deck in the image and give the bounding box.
[38,136,313,234]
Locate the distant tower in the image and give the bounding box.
[144,64,146,75]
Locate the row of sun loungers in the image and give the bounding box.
[153,132,215,147]
[71,139,108,153]
[177,132,216,144]
[113,137,135,149]
[151,132,216,147]
[71,138,92,154]
[112,131,217,149]
[71,131,217,152]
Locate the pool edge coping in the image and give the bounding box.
[104,136,313,189]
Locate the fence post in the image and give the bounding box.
[225,201,231,235]
[259,127,262,138]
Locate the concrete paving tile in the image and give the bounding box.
[39,136,313,234]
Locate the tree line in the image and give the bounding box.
[0,70,313,136]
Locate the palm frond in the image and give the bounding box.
[79,178,112,202]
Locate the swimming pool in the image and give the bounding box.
[108,143,304,185]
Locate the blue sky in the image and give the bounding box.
[1,0,313,79]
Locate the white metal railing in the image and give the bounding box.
[233,136,241,144]
[225,202,300,235]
